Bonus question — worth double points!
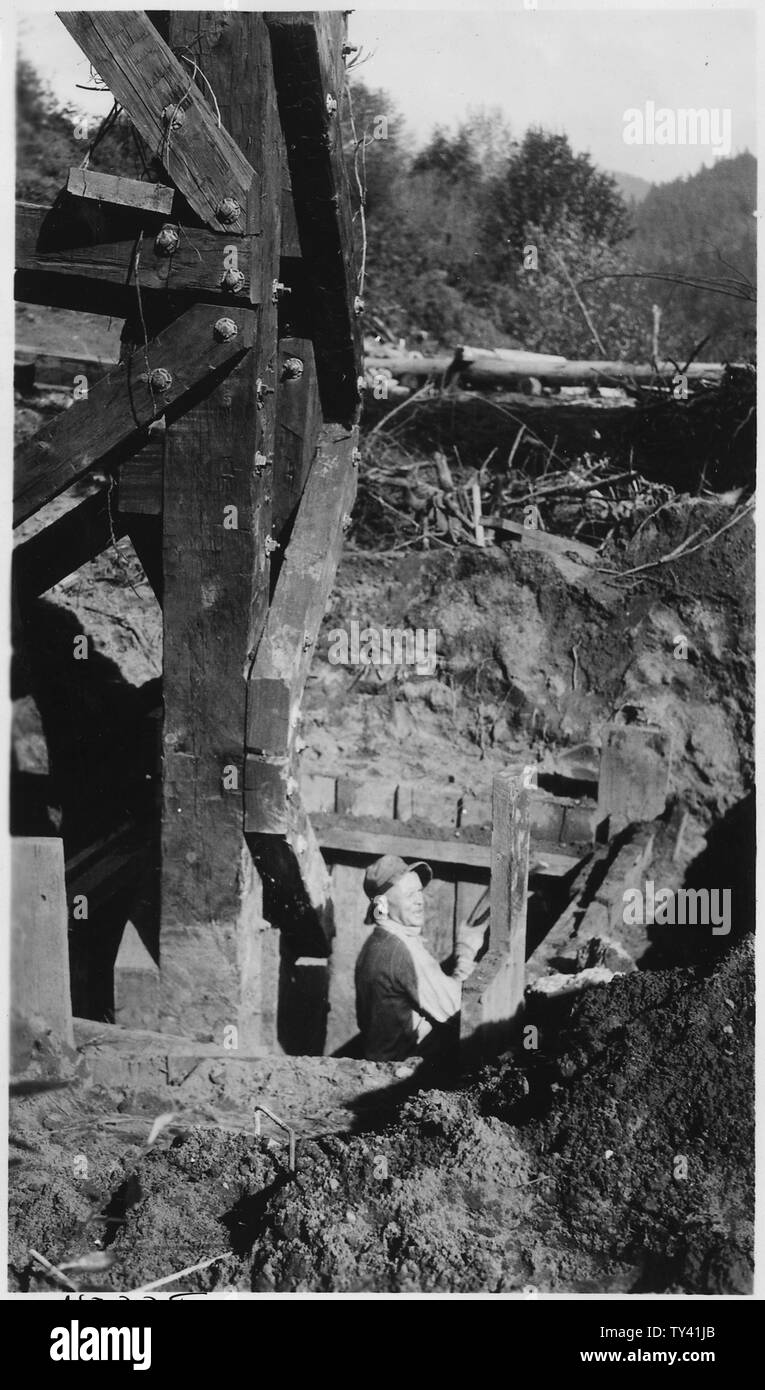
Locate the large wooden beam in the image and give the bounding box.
[158,11,282,1049]
[16,200,261,316]
[265,11,362,424]
[14,302,255,527]
[58,11,257,233]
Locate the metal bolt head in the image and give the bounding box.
[148,367,173,393]
[326,93,338,115]
[214,316,238,342]
[216,197,241,225]
[162,104,185,131]
[220,267,246,294]
[264,535,280,556]
[154,223,180,257]
[282,356,304,381]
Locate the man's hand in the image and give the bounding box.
[453,921,488,981]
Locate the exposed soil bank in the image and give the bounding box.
[304,503,754,828]
[9,938,753,1295]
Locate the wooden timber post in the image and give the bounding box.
[460,768,530,1063]
[13,12,361,1050]
[152,10,282,1046]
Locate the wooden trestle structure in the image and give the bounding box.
[13,11,363,1049]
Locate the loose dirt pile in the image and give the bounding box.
[9,937,753,1295]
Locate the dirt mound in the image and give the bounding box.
[244,938,753,1294]
[11,938,749,1294]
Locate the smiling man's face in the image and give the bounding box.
[385,870,426,929]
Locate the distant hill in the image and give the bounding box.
[609,170,652,204]
[628,151,756,361]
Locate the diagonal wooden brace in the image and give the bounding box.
[244,421,358,824]
[58,11,258,233]
[14,303,256,527]
[244,421,358,950]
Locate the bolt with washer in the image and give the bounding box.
[220,267,246,294]
[162,105,185,132]
[148,368,173,393]
[214,317,238,342]
[154,224,180,257]
[216,197,241,225]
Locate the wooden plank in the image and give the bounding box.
[425,875,458,965]
[271,336,322,551]
[158,10,282,1048]
[58,11,257,233]
[265,10,362,423]
[487,515,596,562]
[14,302,256,527]
[460,769,530,1059]
[316,823,490,870]
[314,822,578,878]
[314,818,581,878]
[12,487,126,602]
[244,422,358,829]
[66,167,175,214]
[114,921,159,1030]
[14,344,113,390]
[326,862,368,1054]
[16,201,260,314]
[597,724,672,836]
[11,837,74,1047]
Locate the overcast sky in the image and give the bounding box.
[12,3,758,185]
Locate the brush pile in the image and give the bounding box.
[351,435,707,556]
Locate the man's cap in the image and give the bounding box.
[363,854,432,924]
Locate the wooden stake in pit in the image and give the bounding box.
[460,768,530,1061]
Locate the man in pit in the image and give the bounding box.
[354,854,488,1064]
